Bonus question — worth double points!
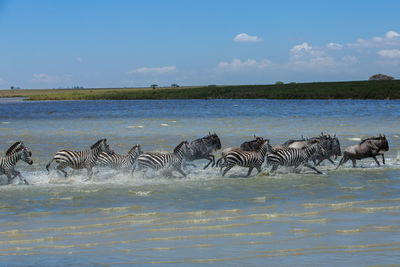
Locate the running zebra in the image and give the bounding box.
[46,139,114,180]
[0,146,33,185]
[97,144,142,171]
[220,139,273,177]
[267,142,325,174]
[133,141,190,177]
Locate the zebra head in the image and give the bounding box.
[128,144,142,160]
[260,139,273,153]
[20,147,33,165]
[92,139,114,155]
[174,141,191,159]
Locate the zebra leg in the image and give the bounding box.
[372,156,380,167]
[175,167,186,178]
[204,155,214,169]
[304,163,323,174]
[5,171,14,184]
[56,163,68,177]
[269,164,278,173]
[245,167,253,177]
[327,158,336,166]
[382,154,385,165]
[215,157,224,168]
[222,165,234,177]
[11,169,28,185]
[46,158,55,173]
[85,165,94,181]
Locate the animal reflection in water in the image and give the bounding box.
[0,133,392,184]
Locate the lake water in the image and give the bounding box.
[0,98,400,266]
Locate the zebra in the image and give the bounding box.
[267,142,325,174]
[215,136,265,167]
[132,141,191,177]
[220,139,273,177]
[0,146,33,185]
[46,138,114,180]
[97,144,142,171]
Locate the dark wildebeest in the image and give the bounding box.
[215,136,265,167]
[336,134,389,169]
[184,133,222,169]
[310,135,342,166]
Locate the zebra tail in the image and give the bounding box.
[46,158,55,173]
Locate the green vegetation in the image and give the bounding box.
[1,80,400,100]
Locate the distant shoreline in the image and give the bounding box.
[1,80,399,100]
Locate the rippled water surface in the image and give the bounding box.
[0,98,400,266]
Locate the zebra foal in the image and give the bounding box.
[0,146,33,185]
[267,142,325,174]
[133,141,190,177]
[220,139,273,177]
[46,138,114,180]
[97,144,142,171]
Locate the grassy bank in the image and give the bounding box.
[2,80,400,100]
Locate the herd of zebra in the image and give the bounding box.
[0,132,389,185]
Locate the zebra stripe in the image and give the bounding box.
[221,140,272,177]
[0,147,32,184]
[267,143,324,174]
[97,145,142,170]
[46,139,114,180]
[133,141,189,177]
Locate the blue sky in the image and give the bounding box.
[0,0,399,89]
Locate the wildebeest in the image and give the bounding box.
[215,136,265,167]
[336,134,389,169]
[184,133,222,169]
[311,135,342,166]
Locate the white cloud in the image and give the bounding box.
[32,73,67,83]
[290,42,312,53]
[386,31,400,39]
[128,66,176,74]
[347,30,400,48]
[218,58,271,70]
[378,49,400,58]
[326,42,343,50]
[233,33,263,43]
[76,57,83,62]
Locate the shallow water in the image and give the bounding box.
[0,98,400,266]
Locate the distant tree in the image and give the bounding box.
[208,84,217,88]
[10,86,14,90]
[151,84,158,90]
[171,83,179,88]
[369,74,394,81]
[275,81,284,85]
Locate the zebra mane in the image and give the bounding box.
[128,144,140,154]
[6,141,24,155]
[173,141,188,154]
[91,139,106,149]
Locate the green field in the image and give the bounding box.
[1,80,400,100]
